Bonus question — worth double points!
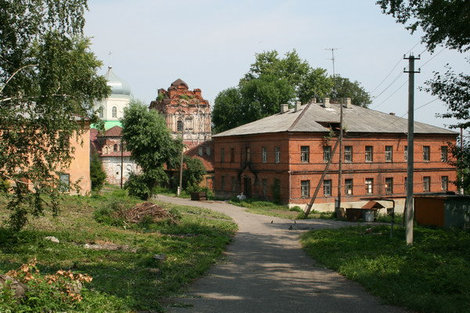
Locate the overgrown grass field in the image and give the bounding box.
[0,188,237,312]
[301,225,470,313]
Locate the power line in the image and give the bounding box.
[372,79,408,109]
[420,47,446,68]
[370,41,421,94]
[372,72,404,100]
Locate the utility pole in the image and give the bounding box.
[461,127,465,195]
[336,99,344,217]
[177,127,185,196]
[404,54,420,245]
[120,137,124,189]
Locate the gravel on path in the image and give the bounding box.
[157,195,408,313]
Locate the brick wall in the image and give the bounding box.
[213,132,457,209]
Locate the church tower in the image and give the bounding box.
[149,79,211,148]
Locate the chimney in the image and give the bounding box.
[295,101,301,112]
[344,97,352,108]
[310,98,317,104]
[281,103,289,113]
[323,97,330,108]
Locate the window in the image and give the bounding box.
[59,173,70,192]
[365,146,373,162]
[177,120,183,132]
[113,144,118,152]
[423,146,430,161]
[423,176,431,192]
[230,148,235,162]
[365,178,373,194]
[112,106,117,118]
[231,176,236,192]
[323,146,331,162]
[301,146,310,163]
[98,106,104,118]
[404,145,408,161]
[206,146,211,156]
[344,146,353,163]
[221,175,225,190]
[246,147,251,162]
[441,146,448,162]
[198,146,203,156]
[441,176,448,191]
[262,147,267,163]
[220,148,225,163]
[345,179,353,195]
[323,180,332,196]
[301,180,310,198]
[385,177,393,194]
[385,146,393,162]
[274,147,280,163]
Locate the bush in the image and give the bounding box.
[90,151,106,192]
[124,173,152,200]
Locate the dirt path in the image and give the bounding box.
[157,195,407,313]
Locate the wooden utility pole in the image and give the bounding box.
[461,127,465,195]
[404,54,420,245]
[336,99,344,217]
[120,138,124,189]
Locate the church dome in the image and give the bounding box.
[105,67,131,96]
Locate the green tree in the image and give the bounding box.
[90,151,106,192]
[182,156,206,190]
[212,88,243,134]
[331,76,372,107]
[212,50,369,133]
[0,0,109,230]
[121,100,182,200]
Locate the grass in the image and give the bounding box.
[301,225,470,313]
[229,198,300,219]
[0,187,237,312]
[229,198,336,220]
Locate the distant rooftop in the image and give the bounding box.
[213,101,457,137]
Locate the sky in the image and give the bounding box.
[84,0,469,133]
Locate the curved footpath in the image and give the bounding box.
[157,195,408,313]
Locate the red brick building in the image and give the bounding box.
[212,99,458,212]
[149,79,211,149]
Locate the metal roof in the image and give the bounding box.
[213,102,457,137]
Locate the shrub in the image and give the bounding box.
[90,151,106,192]
[124,173,152,200]
[0,259,93,312]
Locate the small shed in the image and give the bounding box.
[414,194,470,229]
[346,201,385,222]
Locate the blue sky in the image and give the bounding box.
[85,0,469,131]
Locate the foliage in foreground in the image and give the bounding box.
[0,189,237,312]
[0,0,109,231]
[1,259,93,312]
[301,225,470,313]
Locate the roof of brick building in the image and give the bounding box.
[213,101,457,137]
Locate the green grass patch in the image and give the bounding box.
[301,225,470,313]
[229,198,299,219]
[0,187,237,312]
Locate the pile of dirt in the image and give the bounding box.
[117,202,176,224]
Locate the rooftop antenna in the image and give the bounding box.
[325,48,338,77]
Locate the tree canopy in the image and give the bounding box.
[121,100,182,199]
[377,0,469,192]
[212,50,370,133]
[0,0,109,230]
